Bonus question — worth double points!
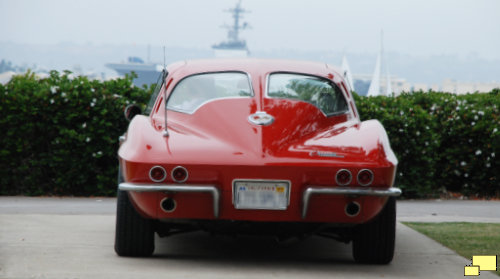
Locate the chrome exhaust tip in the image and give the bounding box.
[345,201,360,217]
[160,197,177,213]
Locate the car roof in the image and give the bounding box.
[167,58,343,79]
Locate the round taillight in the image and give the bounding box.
[357,169,374,186]
[336,169,352,186]
[171,166,188,183]
[149,166,167,182]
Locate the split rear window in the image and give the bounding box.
[167,72,252,114]
[267,73,348,116]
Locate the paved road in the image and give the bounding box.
[2,197,500,222]
[398,199,500,223]
[0,197,499,278]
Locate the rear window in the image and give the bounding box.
[167,72,252,114]
[267,73,348,116]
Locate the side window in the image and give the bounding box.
[268,73,348,116]
[167,72,252,114]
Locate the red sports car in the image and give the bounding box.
[115,58,401,264]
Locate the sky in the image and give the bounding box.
[1,0,500,60]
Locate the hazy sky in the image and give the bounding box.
[1,0,500,59]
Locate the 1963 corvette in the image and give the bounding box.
[115,58,401,264]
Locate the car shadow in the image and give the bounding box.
[153,231,355,266]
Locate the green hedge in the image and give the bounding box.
[0,71,151,196]
[354,89,499,198]
[0,71,498,197]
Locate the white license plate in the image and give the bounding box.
[233,180,290,210]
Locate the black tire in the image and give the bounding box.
[352,197,396,264]
[114,170,155,257]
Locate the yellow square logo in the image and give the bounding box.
[464,266,480,276]
[472,255,497,271]
[465,255,497,276]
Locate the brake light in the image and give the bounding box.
[172,166,188,183]
[336,169,352,186]
[149,166,167,182]
[357,169,374,186]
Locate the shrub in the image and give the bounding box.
[0,71,151,196]
[354,90,499,198]
[0,72,498,198]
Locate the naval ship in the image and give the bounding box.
[212,0,250,58]
[106,1,250,86]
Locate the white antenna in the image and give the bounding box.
[163,46,166,70]
[162,46,169,138]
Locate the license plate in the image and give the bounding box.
[233,180,290,210]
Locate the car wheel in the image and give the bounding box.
[114,169,155,257]
[352,197,396,264]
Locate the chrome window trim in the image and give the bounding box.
[166,71,254,115]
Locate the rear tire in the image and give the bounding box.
[114,170,155,257]
[352,197,396,264]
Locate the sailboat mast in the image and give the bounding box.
[367,29,392,97]
[381,30,392,96]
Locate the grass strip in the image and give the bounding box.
[403,222,500,277]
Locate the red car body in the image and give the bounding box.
[115,58,401,263]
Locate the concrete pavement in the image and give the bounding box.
[2,196,500,222]
[0,197,499,278]
[398,199,500,223]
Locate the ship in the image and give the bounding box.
[105,56,163,87]
[106,1,251,86]
[212,0,250,58]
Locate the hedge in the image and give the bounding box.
[354,89,499,198]
[0,71,498,197]
[0,71,151,196]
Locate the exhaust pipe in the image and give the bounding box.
[345,201,360,217]
[160,197,176,213]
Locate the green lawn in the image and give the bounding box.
[403,222,500,277]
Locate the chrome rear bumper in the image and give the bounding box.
[119,182,220,218]
[119,182,401,220]
[302,186,402,218]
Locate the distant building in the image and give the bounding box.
[441,79,500,94]
[412,83,428,92]
[353,74,411,96]
[353,74,499,96]
[430,84,440,92]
